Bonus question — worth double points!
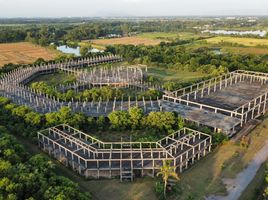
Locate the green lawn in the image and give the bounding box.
[146,67,207,82]
[28,72,76,86]
[138,32,205,41]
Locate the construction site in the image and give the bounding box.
[162,70,268,136]
[1,53,268,182]
[38,124,212,180]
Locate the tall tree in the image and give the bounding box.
[157,160,180,198]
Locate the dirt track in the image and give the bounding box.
[206,140,268,200]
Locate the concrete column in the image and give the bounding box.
[263,93,267,114]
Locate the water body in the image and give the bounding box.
[212,49,222,55]
[56,45,103,56]
[202,30,267,37]
[57,45,80,56]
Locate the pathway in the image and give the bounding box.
[206,140,268,200]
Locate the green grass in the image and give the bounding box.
[206,36,268,47]
[146,67,207,82]
[222,46,268,55]
[184,38,268,55]
[28,72,76,86]
[138,32,205,41]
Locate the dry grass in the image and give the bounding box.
[90,36,164,46]
[206,36,268,47]
[223,46,268,55]
[0,42,58,67]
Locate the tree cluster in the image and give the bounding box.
[106,44,268,73]
[0,126,90,200]
[30,83,162,101]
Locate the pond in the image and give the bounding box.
[57,45,80,56]
[212,49,222,55]
[202,30,267,37]
[56,45,104,56]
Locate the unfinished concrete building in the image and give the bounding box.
[38,124,212,181]
[162,70,268,136]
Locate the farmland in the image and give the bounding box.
[206,36,268,47]
[223,46,268,55]
[0,42,58,67]
[90,36,163,46]
[137,32,202,40]
[90,32,207,47]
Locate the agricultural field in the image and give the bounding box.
[90,36,164,46]
[137,32,203,40]
[90,32,207,47]
[222,46,268,55]
[0,42,58,67]
[206,36,268,47]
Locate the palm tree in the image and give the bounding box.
[157,160,180,198]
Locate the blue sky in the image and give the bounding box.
[0,0,267,17]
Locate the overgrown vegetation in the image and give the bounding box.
[0,126,90,199]
[262,163,268,199]
[30,82,162,101]
[106,44,268,73]
[0,96,227,144]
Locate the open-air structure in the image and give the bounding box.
[38,124,212,181]
[0,55,161,115]
[162,70,268,136]
[1,54,267,136]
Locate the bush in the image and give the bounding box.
[154,181,165,200]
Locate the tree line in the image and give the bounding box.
[106,43,268,73]
[0,21,189,45]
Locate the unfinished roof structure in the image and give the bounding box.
[162,70,268,135]
[38,124,211,181]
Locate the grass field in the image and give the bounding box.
[146,67,207,82]
[90,32,206,47]
[0,42,58,67]
[223,46,268,55]
[27,72,76,86]
[206,36,268,47]
[137,32,202,40]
